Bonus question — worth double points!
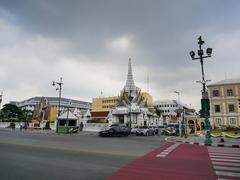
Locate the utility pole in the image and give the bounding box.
[189,36,213,144]
[174,91,181,137]
[0,91,3,109]
[52,77,63,117]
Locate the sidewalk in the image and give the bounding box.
[166,135,240,148]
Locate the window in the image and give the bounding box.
[227,89,233,96]
[59,120,67,126]
[228,104,235,112]
[214,105,220,113]
[213,90,219,97]
[230,117,236,125]
[68,120,76,126]
[215,117,221,125]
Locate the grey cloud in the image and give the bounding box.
[1,0,240,109]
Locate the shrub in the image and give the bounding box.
[226,125,240,131]
[43,121,51,130]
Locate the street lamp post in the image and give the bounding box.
[52,77,63,117]
[174,91,183,137]
[189,36,212,144]
[0,91,3,109]
[128,89,133,130]
[173,91,180,103]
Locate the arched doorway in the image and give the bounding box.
[201,122,205,130]
[188,120,195,134]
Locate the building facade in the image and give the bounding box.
[10,96,91,122]
[92,96,119,112]
[153,100,192,124]
[11,96,91,112]
[208,79,240,128]
[92,93,153,112]
[107,58,159,127]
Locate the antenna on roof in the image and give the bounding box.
[224,72,227,79]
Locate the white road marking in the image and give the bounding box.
[214,166,240,171]
[212,161,240,167]
[160,152,169,155]
[211,158,240,162]
[156,143,179,158]
[209,153,240,157]
[156,154,166,157]
[208,147,240,179]
[210,155,240,159]
[216,171,240,178]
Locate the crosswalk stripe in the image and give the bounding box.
[156,154,166,157]
[214,166,240,171]
[209,150,240,154]
[212,161,240,167]
[211,158,240,162]
[208,149,240,153]
[216,171,240,178]
[156,143,179,158]
[209,153,240,157]
[210,155,240,159]
[218,178,232,180]
[160,152,169,154]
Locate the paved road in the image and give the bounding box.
[0,129,166,180]
[108,143,240,180]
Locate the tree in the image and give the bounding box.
[1,103,23,122]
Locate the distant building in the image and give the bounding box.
[10,96,91,123]
[10,96,91,112]
[153,100,194,124]
[106,59,158,127]
[208,79,240,128]
[91,93,153,121]
[92,96,119,112]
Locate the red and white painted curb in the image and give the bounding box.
[165,137,240,148]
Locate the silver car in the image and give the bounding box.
[136,126,155,136]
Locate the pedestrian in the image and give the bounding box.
[24,122,27,131]
[80,122,84,131]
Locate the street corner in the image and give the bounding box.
[165,136,240,148]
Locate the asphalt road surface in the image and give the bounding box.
[0,129,166,180]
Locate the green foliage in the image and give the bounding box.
[43,121,51,130]
[0,103,33,122]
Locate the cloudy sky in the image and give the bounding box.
[0,0,240,110]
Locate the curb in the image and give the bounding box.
[165,137,240,148]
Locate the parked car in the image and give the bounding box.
[149,126,159,135]
[136,126,155,136]
[163,125,179,136]
[99,126,130,137]
[131,126,139,134]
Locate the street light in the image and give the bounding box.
[174,91,183,137]
[52,77,63,117]
[173,91,180,103]
[128,88,133,130]
[189,36,212,144]
[0,91,3,109]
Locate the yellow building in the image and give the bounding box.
[141,92,153,107]
[208,79,240,128]
[92,96,119,111]
[92,92,153,112]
